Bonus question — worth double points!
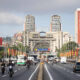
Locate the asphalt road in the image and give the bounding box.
[0,64,39,80]
[43,62,80,80]
[1,63,80,80]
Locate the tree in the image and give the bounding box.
[66,41,78,50]
[0,47,4,58]
[25,46,30,53]
[56,41,78,57]
[11,43,30,54]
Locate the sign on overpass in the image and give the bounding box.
[35,48,50,51]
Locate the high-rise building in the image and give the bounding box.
[25,15,35,32]
[75,9,80,45]
[50,15,61,32]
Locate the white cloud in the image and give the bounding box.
[0,0,79,14]
[0,12,24,25]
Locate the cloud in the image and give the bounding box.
[0,12,24,25]
[0,0,80,14]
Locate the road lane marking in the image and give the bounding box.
[2,75,7,77]
[14,70,17,72]
[54,64,80,78]
[54,64,80,77]
[28,64,39,80]
[45,64,53,80]
[76,74,80,77]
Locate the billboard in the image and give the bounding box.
[0,37,2,45]
[35,48,50,51]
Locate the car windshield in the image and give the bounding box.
[47,55,54,58]
[76,62,80,65]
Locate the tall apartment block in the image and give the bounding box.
[50,15,61,32]
[75,9,80,45]
[25,15,35,32]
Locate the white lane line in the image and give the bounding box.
[55,64,72,73]
[45,64,53,80]
[2,75,7,77]
[14,70,17,72]
[28,64,39,80]
[76,74,80,77]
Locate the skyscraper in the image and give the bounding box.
[50,15,61,32]
[25,15,35,32]
[75,9,80,45]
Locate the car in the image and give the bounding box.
[60,57,67,64]
[73,62,80,72]
[55,58,59,62]
[17,55,26,66]
[11,57,17,64]
[33,59,39,65]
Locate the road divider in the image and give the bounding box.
[2,75,7,77]
[37,62,43,80]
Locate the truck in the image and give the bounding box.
[60,57,67,63]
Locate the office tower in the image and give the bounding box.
[25,15,35,32]
[50,15,61,32]
[75,9,80,45]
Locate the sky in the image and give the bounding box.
[0,0,80,37]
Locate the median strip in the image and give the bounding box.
[37,62,43,80]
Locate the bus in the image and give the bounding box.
[17,55,26,66]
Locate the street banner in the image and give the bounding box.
[0,37,2,45]
[76,49,79,56]
[12,49,14,56]
[8,48,10,56]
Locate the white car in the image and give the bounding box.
[60,57,67,63]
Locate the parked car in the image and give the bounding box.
[73,62,80,72]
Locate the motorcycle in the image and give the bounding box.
[8,66,14,77]
[27,64,30,70]
[1,66,5,75]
